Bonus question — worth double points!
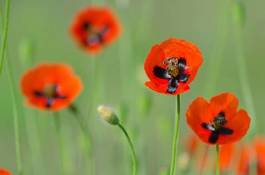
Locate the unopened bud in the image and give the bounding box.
[97,105,119,125]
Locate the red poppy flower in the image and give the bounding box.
[20,64,83,111]
[0,169,11,175]
[237,138,265,175]
[237,145,255,175]
[144,38,203,95]
[70,6,121,53]
[186,92,250,144]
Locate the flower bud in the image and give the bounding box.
[97,105,119,125]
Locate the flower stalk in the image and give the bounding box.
[6,59,23,175]
[0,0,11,75]
[98,105,137,175]
[169,94,181,175]
[216,145,220,175]
[118,123,137,175]
[53,112,67,175]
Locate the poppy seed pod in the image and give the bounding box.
[97,105,119,125]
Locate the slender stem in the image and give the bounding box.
[0,0,11,76]
[6,58,23,175]
[70,106,92,142]
[216,145,220,175]
[69,106,94,174]
[169,95,181,175]
[53,112,66,175]
[118,123,137,175]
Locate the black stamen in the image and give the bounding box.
[34,91,44,97]
[54,94,67,99]
[87,26,109,46]
[178,58,187,72]
[167,78,178,94]
[201,112,233,143]
[33,85,66,108]
[46,98,53,108]
[219,127,233,135]
[201,123,215,131]
[153,66,169,79]
[177,74,189,83]
[201,123,208,129]
[209,131,219,144]
[152,57,189,94]
[83,22,91,30]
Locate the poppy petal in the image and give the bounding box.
[210,92,239,119]
[218,109,250,144]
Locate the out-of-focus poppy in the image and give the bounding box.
[255,139,265,175]
[144,38,203,95]
[237,138,265,175]
[186,92,250,144]
[220,144,235,171]
[21,64,83,111]
[70,6,121,53]
[237,145,253,175]
[185,134,200,155]
[0,169,11,175]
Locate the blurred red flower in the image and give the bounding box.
[185,134,200,155]
[186,92,250,144]
[144,38,203,95]
[21,64,83,111]
[237,138,265,175]
[0,169,11,175]
[220,144,235,171]
[70,6,122,53]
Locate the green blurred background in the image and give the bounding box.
[0,0,264,174]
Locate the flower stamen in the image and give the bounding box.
[201,112,233,144]
[83,22,109,46]
[34,84,66,108]
[153,57,190,94]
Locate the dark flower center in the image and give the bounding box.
[153,57,190,94]
[34,84,66,108]
[82,22,109,46]
[201,112,233,144]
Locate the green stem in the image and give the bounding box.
[69,106,94,174]
[169,95,181,175]
[118,123,137,175]
[216,145,220,175]
[0,0,11,76]
[70,106,92,141]
[6,59,23,175]
[53,113,67,175]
